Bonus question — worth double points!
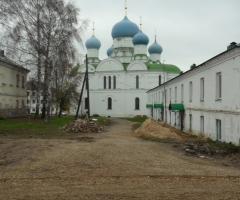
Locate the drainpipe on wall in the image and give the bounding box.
[163,60,167,123]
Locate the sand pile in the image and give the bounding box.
[135,119,181,140]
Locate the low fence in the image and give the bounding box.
[0,108,27,118]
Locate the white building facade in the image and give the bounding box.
[147,43,240,145]
[0,50,29,117]
[78,9,181,118]
[26,90,57,115]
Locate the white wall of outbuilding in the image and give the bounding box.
[147,46,240,145]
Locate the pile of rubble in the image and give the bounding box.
[60,118,108,133]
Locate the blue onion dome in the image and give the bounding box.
[85,35,101,50]
[148,40,163,54]
[107,44,114,56]
[132,30,149,45]
[111,16,139,39]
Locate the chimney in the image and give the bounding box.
[227,42,237,50]
[0,50,4,57]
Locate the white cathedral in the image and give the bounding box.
[79,7,181,118]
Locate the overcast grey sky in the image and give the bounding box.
[75,0,240,72]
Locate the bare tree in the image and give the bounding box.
[0,0,88,121]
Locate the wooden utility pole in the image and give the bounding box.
[86,54,90,118]
[74,71,87,120]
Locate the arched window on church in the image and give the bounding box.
[113,76,116,89]
[108,76,111,89]
[159,75,161,86]
[135,97,140,110]
[108,97,112,110]
[103,76,106,89]
[136,75,139,89]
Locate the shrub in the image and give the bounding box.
[0,115,6,120]
[92,114,100,117]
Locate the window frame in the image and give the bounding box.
[108,97,112,110]
[136,75,139,89]
[189,81,193,102]
[216,119,221,141]
[216,72,222,100]
[175,86,177,102]
[181,84,184,103]
[135,97,140,110]
[16,74,20,87]
[113,76,116,89]
[103,76,106,89]
[200,78,204,101]
[108,76,111,89]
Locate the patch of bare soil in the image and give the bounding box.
[134,118,240,168]
[1,118,240,199]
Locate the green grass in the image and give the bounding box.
[124,117,147,123]
[0,116,74,138]
[139,135,162,142]
[0,116,109,138]
[132,123,142,130]
[123,117,147,130]
[204,138,239,152]
[96,117,108,125]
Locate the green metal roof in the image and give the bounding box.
[154,104,163,109]
[145,61,181,73]
[146,104,153,108]
[169,104,184,111]
[134,54,148,59]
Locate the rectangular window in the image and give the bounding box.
[175,87,177,102]
[216,119,221,141]
[113,76,116,89]
[162,91,164,103]
[181,84,184,103]
[200,116,204,134]
[27,100,30,104]
[108,76,111,89]
[103,76,106,89]
[108,98,112,110]
[169,88,171,102]
[189,82,193,102]
[189,114,192,130]
[22,100,24,107]
[27,92,30,96]
[33,92,35,96]
[22,76,25,88]
[32,100,35,104]
[216,72,222,99]
[16,74,19,87]
[85,98,88,109]
[159,75,161,86]
[136,76,139,89]
[165,90,167,103]
[200,78,204,101]
[135,98,140,110]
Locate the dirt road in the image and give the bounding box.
[1,118,240,199]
